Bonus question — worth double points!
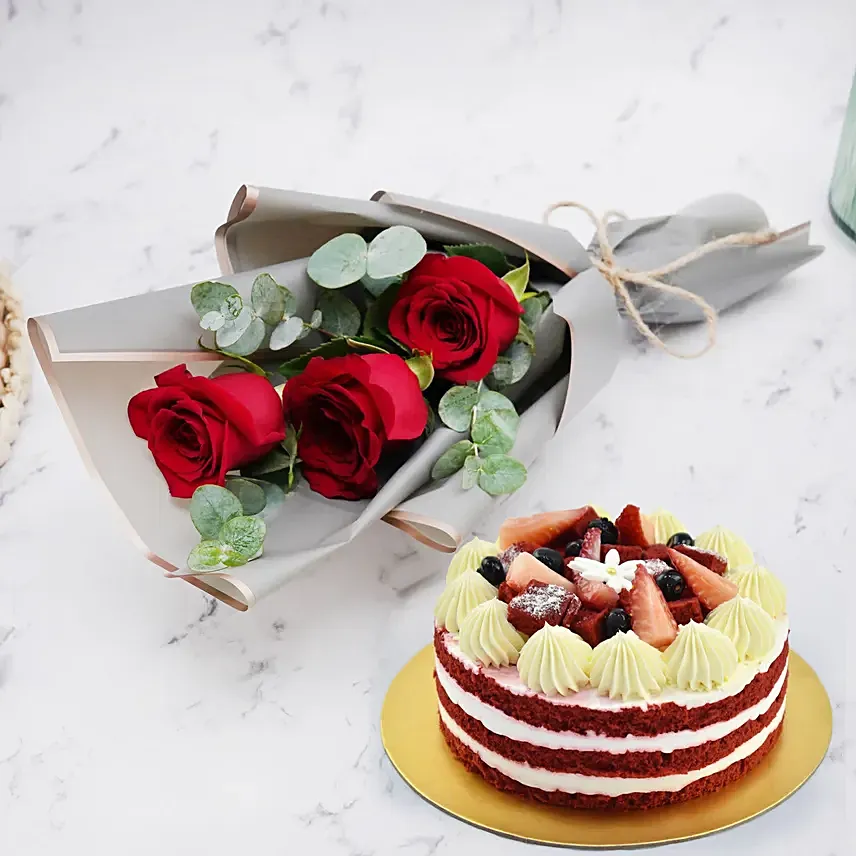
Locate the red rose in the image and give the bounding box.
[387,254,523,383]
[128,365,286,498]
[281,353,428,500]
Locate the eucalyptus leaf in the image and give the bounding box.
[225,315,266,356]
[461,454,481,490]
[366,225,427,280]
[361,272,399,297]
[443,244,511,276]
[280,284,298,317]
[521,290,551,328]
[472,410,516,456]
[317,291,361,337]
[190,484,243,539]
[187,540,227,573]
[405,354,434,391]
[431,440,475,480]
[296,324,312,340]
[515,319,536,352]
[251,273,287,325]
[219,515,266,558]
[490,341,532,387]
[478,388,516,415]
[307,233,368,289]
[244,478,288,519]
[216,306,253,348]
[220,544,252,567]
[225,477,267,516]
[309,309,323,329]
[222,294,244,319]
[502,254,530,301]
[200,311,226,332]
[477,454,527,496]
[438,385,479,432]
[191,281,239,318]
[270,315,305,350]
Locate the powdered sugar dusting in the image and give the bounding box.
[509,584,569,618]
[644,559,672,577]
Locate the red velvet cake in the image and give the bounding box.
[433,505,789,810]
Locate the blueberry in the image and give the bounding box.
[657,570,686,601]
[586,517,619,544]
[564,539,583,558]
[667,532,694,548]
[532,547,565,575]
[479,555,506,587]
[605,608,631,638]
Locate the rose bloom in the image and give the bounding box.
[128,365,286,498]
[281,353,427,500]
[388,254,522,383]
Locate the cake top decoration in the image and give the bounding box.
[646,508,686,545]
[517,624,592,697]
[569,548,639,594]
[727,565,787,619]
[589,630,667,701]
[705,595,776,662]
[663,621,739,692]
[446,536,499,582]
[434,569,496,634]
[458,599,525,668]
[695,525,754,570]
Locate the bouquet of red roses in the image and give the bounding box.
[128,226,556,575]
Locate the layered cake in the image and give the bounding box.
[433,504,789,810]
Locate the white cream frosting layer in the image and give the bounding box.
[436,657,787,753]
[439,615,788,711]
[439,700,786,796]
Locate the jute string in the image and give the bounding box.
[0,264,29,467]
[543,201,778,359]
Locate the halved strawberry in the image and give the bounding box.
[668,549,738,610]
[579,527,602,560]
[616,504,654,547]
[569,607,609,648]
[674,545,727,575]
[570,570,620,611]
[621,565,678,649]
[498,507,597,550]
[602,544,644,562]
[507,552,576,593]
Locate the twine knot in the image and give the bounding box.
[543,201,778,359]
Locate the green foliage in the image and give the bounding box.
[191,281,239,318]
[431,440,475,479]
[443,244,511,276]
[219,515,266,559]
[361,272,399,297]
[476,454,527,495]
[365,225,427,280]
[502,253,530,301]
[489,341,532,388]
[251,273,287,325]
[405,354,434,390]
[270,316,305,351]
[278,337,388,378]
[438,385,480,432]
[317,291,361,337]
[189,485,243,540]
[461,454,481,490]
[521,290,552,328]
[307,233,368,289]
[225,477,267,516]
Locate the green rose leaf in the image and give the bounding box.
[242,446,292,477]
[361,272,399,297]
[251,273,287,325]
[431,440,475,480]
[461,454,481,490]
[443,244,511,276]
[472,410,516,456]
[438,385,479,432]
[191,281,240,318]
[283,423,300,458]
[307,233,368,289]
[270,315,305,350]
[187,540,227,573]
[196,338,268,377]
[219,515,266,558]
[521,290,551,328]
[190,484,244,539]
[200,311,225,332]
[405,354,434,391]
[366,225,427,280]
[224,315,266,356]
[477,454,527,496]
[515,319,536,352]
[317,291,361,337]
[216,306,254,349]
[225,477,268,516]
[502,253,530,301]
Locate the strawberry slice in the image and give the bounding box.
[616,504,654,547]
[621,565,678,649]
[674,544,728,575]
[507,552,576,593]
[498,507,597,550]
[668,549,738,610]
[579,526,602,560]
[573,573,620,611]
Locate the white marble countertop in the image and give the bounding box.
[0,0,854,853]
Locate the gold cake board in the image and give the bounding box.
[381,646,831,849]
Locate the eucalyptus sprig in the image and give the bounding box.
[431,384,527,496]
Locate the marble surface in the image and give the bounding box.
[0,0,854,852]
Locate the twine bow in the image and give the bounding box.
[543,201,778,359]
[0,264,29,468]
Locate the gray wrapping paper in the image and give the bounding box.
[28,187,821,609]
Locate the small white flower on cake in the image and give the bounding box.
[569,549,638,593]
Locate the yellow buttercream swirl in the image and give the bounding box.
[517,625,593,696]
[695,525,754,570]
[589,631,666,701]
[458,599,525,667]
[434,570,496,633]
[663,621,738,691]
[727,564,788,618]
[647,508,686,544]
[705,596,776,662]
[446,537,500,582]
